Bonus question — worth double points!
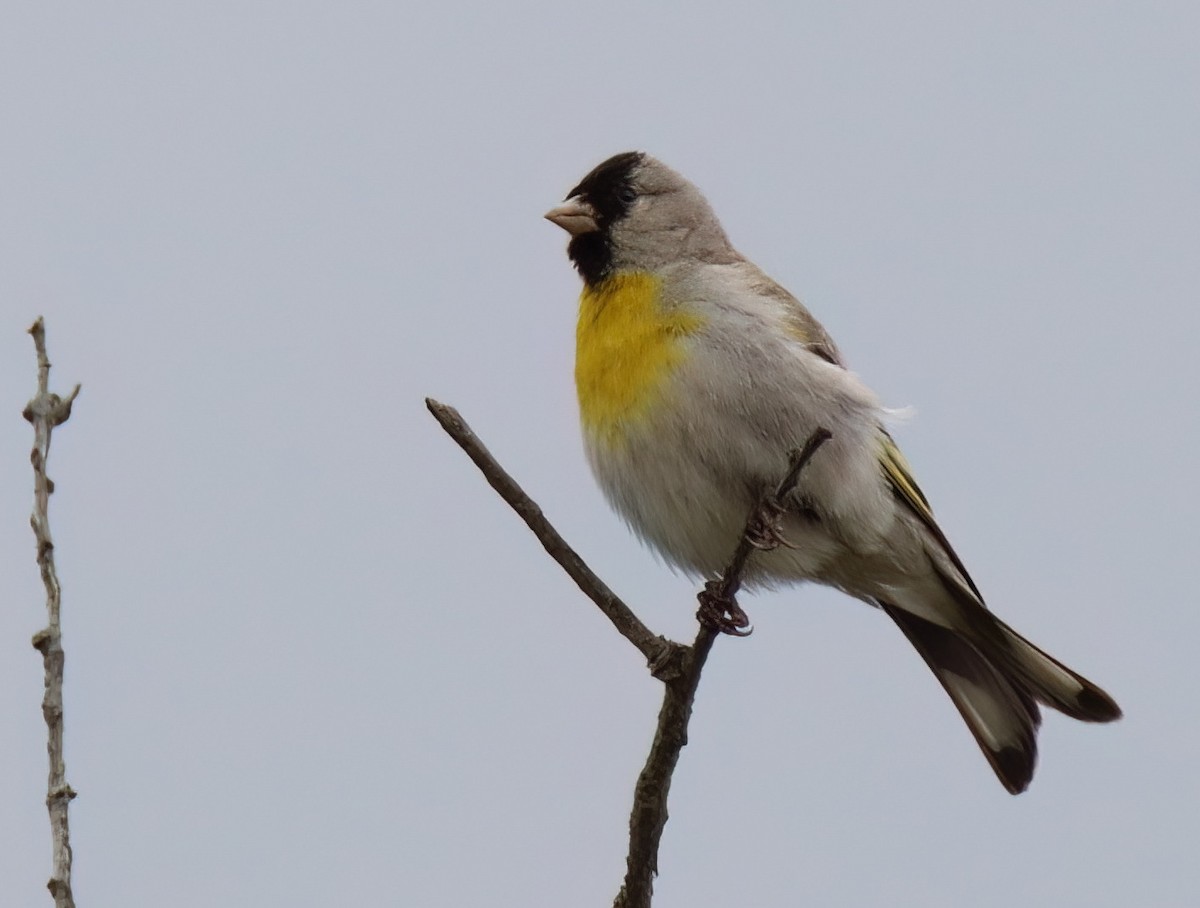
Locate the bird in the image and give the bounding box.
[544,151,1121,794]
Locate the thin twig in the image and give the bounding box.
[425,398,674,669]
[613,430,832,908]
[23,317,81,908]
[425,398,830,907]
[710,427,834,605]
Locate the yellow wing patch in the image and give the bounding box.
[879,430,984,601]
[575,272,705,448]
[878,432,934,523]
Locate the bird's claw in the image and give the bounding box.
[697,582,754,637]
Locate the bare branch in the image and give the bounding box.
[613,622,715,908]
[614,431,832,908]
[24,317,81,908]
[426,397,830,907]
[425,398,673,669]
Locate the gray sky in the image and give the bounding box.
[2,2,1197,905]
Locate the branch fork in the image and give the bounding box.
[428,398,830,908]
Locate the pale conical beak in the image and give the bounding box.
[544,197,599,236]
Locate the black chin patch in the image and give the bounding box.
[564,151,644,285]
[567,232,611,286]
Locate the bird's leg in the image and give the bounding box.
[696,580,753,636]
[693,438,832,640]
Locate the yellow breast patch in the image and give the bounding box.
[575,272,704,447]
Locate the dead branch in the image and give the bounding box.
[425,399,675,671]
[23,317,82,908]
[426,398,830,908]
[613,432,831,908]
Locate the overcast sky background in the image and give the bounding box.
[1,3,1197,906]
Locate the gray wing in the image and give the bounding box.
[743,264,845,366]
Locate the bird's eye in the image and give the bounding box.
[616,186,638,205]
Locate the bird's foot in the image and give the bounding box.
[745,497,797,551]
[697,581,753,636]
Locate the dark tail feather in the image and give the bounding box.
[924,561,1123,724]
[881,602,1041,794]
[991,618,1123,723]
